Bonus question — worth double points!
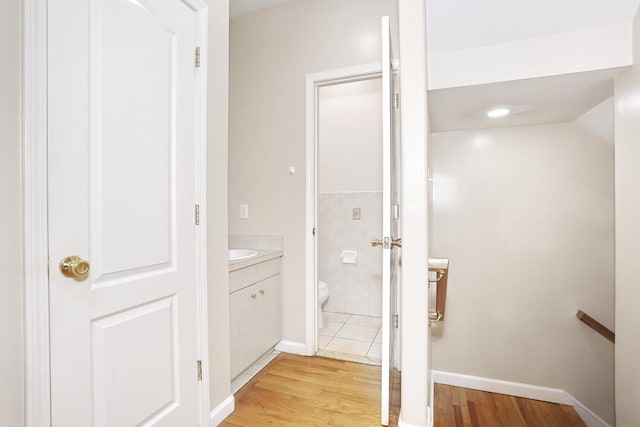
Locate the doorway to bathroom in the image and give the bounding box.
[315,76,385,365]
[305,18,400,425]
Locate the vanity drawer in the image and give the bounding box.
[229,257,281,293]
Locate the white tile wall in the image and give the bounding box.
[319,192,382,316]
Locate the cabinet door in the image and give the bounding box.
[256,275,281,352]
[229,284,259,379]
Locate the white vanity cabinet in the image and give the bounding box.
[229,256,281,379]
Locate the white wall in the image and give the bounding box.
[0,0,24,425]
[614,6,640,426]
[431,123,615,424]
[575,97,614,145]
[318,78,382,193]
[397,0,431,424]
[229,0,398,347]
[206,0,231,413]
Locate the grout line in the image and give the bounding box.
[319,314,384,359]
[332,318,348,338]
[365,340,375,356]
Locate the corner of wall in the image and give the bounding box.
[613,4,640,426]
[206,0,231,412]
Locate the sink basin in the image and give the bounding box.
[228,249,258,261]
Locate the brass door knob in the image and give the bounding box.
[60,256,91,279]
[391,237,402,248]
[371,238,383,247]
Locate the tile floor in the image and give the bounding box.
[316,312,382,365]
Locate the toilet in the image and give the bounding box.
[318,280,329,329]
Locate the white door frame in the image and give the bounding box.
[304,62,397,355]
[23,1,211,425]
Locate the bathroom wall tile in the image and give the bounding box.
[368,291,382,317]
[335,324,379,342]
[345,293,370,316]
[324,337,371,356]
[319,192,383,316]
[324,292,345,313]
[347,315,382,328]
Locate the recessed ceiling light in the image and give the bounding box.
[487,108,510,118]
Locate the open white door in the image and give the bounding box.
[379,15,400,426]
[48,0,203,424]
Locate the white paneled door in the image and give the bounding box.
[48,0,201,425]
[380,16,400,427]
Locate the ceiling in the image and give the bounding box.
[426,0,640,54]
[232,0,640,47]
[230,0,637,132]
[428,68,622,132]
[230,0,286,17]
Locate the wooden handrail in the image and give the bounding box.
[576,310,615,343]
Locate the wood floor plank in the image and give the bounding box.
[222,354,585,427]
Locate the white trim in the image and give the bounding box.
[275,340,307,356]
[304,72,317,356]
[432,371,611,427]
[209,394,235,426]
[189,2,211,426]
[304,62,383,357]
[23,1,211,425]
[433,370,570,405]
[23,0,51,424]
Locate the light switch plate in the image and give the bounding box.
[240,204,249,219]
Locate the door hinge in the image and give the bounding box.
[393,314,399,329]
[197,360,202,381]
[194,204,200,225]
[394,93,399,109]
[195,46,201,68]
[312,227,316,236]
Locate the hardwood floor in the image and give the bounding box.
[221,353,584,427]
[434,384,586,427]
[222,353,400,426]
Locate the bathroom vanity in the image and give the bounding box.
[229,249,283,379]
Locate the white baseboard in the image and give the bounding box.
[275,340,306,355]
[209,394,235,426]
[432,370,610,427]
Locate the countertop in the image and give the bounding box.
[229,249,283,272]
